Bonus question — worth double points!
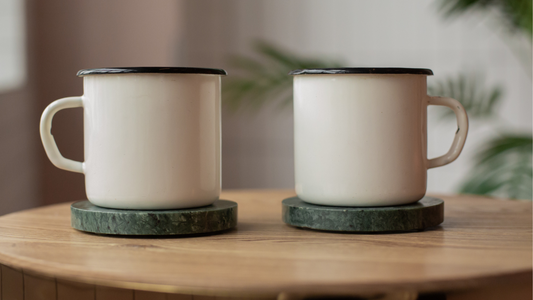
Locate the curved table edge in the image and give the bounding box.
[0,252,530,297]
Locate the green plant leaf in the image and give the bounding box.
[460,134,533,200]
[222,41,343,112]
[437,0,532,37]
[428,73,503,119]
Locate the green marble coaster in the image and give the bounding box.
[71,200,237,236]
[282,197,443,233]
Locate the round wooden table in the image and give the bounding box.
[0,190,530,300]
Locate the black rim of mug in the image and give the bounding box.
[77,67,227,76]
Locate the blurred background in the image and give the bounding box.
[0,0,531,215]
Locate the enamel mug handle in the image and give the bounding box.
[427,96,469,169]
[39,96,84,173]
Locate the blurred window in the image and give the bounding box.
[0,0,25,93]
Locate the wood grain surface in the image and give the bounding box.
[0,190,530,298]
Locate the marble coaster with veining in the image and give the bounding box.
[71,200,237,236]
[282,196,443,233]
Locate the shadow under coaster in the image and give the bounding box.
[282,196,444,233]
[71,200,237,236]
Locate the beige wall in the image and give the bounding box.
[0,88,39,214]
[0,1,38,215]
[178,0,297,189]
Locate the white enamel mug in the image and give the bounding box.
[290,68,468,207]
[40,67,226,210]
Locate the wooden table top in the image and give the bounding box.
[0,190,530,298]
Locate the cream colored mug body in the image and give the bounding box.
[40,67,226,210]
[291,68,468,207]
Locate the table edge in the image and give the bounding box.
[0,252,531,297]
